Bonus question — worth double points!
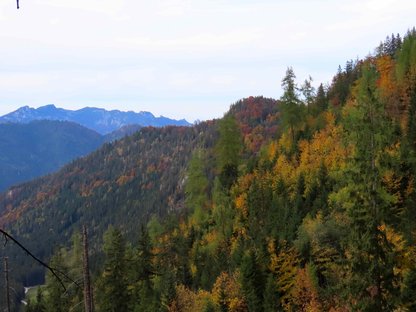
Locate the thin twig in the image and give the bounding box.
[0,228,81,291]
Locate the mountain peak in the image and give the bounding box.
[42,104,56,108]
[0,105,191,134]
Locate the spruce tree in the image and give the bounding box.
[315,83,328,113]
[131,226,156,312]
[240,250,264,312]
[263,273,280,312]
[45,251,69,312]
[185,148,210,226]
[401,267,416,310]
[335,63,397,310]
[97,226,130,312]
[280,67,305,145]
[216,114,242,189]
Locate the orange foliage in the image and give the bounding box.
[292,265,322,312]
[376,55,404,120]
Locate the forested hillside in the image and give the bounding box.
[2,29,416,312]
[0,96,279,310]
[0,120,104,192]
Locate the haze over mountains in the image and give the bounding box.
[0,121,104,192]
[0,104,191,134]
[0,105,191,192]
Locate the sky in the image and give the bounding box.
[0,0,415,122]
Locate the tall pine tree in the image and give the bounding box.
[333,63,398,310]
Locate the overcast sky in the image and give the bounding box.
[0,0,415,122]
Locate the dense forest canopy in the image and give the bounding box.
[2,28,416,311]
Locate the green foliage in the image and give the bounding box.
[313,83,328,114]
[216,115,242,189]
[263,273,280,312]
[280,67,306,145]
[240,250,264,312]
[44,251,70,312]
[401,267,416,310]
[130,226,158,311]
[396,28,416,83]
[97,226,130,312]
[25,288,46,312]
[332,63,398,310]
[186,149,210,227]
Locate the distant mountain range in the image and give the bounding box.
[0,105,190,192]
[0,104,191,134]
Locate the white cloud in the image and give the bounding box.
[0,0,415,120]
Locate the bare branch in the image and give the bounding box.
[0,228,81,291]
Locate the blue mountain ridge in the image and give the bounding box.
[0,104,191,134]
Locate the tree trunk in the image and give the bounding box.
[83,225,93,312]
[4,257,11,312]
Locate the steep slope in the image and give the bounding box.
[0,120,104,192]
[0,104,191,134]
[0,96,278,286]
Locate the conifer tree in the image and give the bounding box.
[185,148,210,226]
[401,267,416,310]
[26,288,46,312]
[131,226,156,312]
[315,83,328,113]
[300,75,315,108]
[44,251,70,312]
[334,63,398,310]
[97,227,130,312]
[263,273,280,312]
[240,250,264,312]
[216,115,242,189]
[280,67,305,145]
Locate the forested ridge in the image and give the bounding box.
[2,29,416,311]
[0,120,105,192]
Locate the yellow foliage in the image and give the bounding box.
[190,263,197,277]
[273,153,296,196]
[212,271,247,312]
[378,224,416,277]
[267,141,279,162]
[268,239,299,311]
[376,55,396,97]
[235,193,248,218]
[169,285,214,312]
[278,132,294,153]
[383,169,403,207]
[297,113,346,195]
[233,173,255,217]
[405,175,414,198]
[200,229,220,253]
[272,112,347,199]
